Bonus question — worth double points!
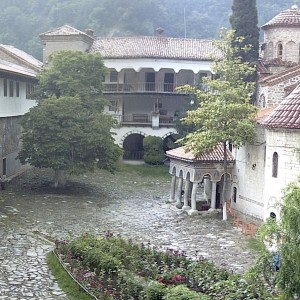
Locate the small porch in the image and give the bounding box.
[166,144,235,216]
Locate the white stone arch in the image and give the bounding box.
[171,166,176,176]
[266,196,281,220]
[120,130,147,146]
[162,131,177,140]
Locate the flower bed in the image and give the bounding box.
[54,232,277,300]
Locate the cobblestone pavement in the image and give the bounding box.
[0,168,260,299]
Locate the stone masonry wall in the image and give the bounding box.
[0,116,23,177]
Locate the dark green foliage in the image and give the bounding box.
[249,180,300,299]
[55,234,278,299]
[0,0,291,60]
[18,51,122,177]
[230,0,259,64]
[18,96,122,175]
[36,50,108,110]
[143,136,165,165]
[146,282,167,300]
[164,285,210,300]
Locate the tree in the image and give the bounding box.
[18,51,122,187]
[249,180,300,299]
[178,30,257,220]
[230,0,259,64]
[143,136,165,165]
[35,50,107,110]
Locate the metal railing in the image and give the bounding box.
[123,150,144,160]
[103,82,190,94]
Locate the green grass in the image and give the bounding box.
[115,162,170,178]
[246,237,265,253]
[47,252,94,300]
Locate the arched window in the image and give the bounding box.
[267,42,274,60]
[260,94,266,108]
[277,43,283,59]
[233,187,237,203]
[272,152,278,178]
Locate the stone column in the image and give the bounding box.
[169,174,176,203]
[210,181,217,209]
[189,182,198,215]
[182,179,191,210]
[176,177,183,208]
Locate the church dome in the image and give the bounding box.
[261,5,300,30]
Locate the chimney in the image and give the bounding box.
[85,29,94,37]
[155,27,165,36]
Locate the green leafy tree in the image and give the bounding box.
[18,51,122,187]
[143,136,165,165]
[230,0,259,64]
[35,50,107,110]
[249,179,300,299]
[178,30,257,220]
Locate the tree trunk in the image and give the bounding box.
[53,169,67,188]
[222,141,228,221]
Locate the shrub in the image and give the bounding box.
[146,281,167,300]
[143,136,165,165]
[164,285,211,300]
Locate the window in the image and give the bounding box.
[277,43,283,59]
[2,158,6,176]
[110,70,118,82]
[164,73,174,92]
[272,152,278,178]
[26,83,34,99]
[260,94,266,108]
[233,187,237,203]
[9,80,13,97]
[3,79,7,97]
[16,82,19,97]
[109,100,117,111]
[145,72,155,91]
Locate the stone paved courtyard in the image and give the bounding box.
[0,167,259,299]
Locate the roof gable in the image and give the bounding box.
[40,25,88,37]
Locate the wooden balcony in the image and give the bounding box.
[103,82,189,94]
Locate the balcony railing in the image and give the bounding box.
[115,114,175,126]
[103,82,190,94]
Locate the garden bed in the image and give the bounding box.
[53,232,277,300]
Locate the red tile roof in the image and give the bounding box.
[261,5,300,29]
[262,85,300,129]
[90,36,220,61]
[256,107,276,124]
[166,143,235,163]
[259,64,300,86]
[40,25,221,61]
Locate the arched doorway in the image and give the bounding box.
[163,133,178,152]
[123,134,145,160]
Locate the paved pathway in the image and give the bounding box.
[0,169,259,299]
